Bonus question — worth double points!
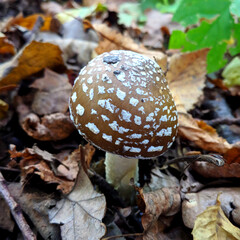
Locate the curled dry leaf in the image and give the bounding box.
[9,145,81,194]
[93,23,167,71]
[0,37,16,55]
[192,195,240,240]
[0,41,65,89]
[137,187,181,237]
[49,165,106,240]
[182,188,240,229]
[21,112,74,141]
[30,69,72,115]
[191,161,240,178]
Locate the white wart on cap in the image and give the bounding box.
[69,50,178,158]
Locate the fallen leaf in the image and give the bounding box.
[0,99,9,119]
[0,41,65,89]
[0,37,16,55]
[8,14,52,31]
[192,161,240,178]
[137,187,181,238]
[0,197,14,232]
[93,23,167,71]
[20,112,74,141]
[10,145,81,194]
[192,195,240,240]
[49,165,106,240]
[222,57,240,87]
[182,188,240,229]
[30,69,72,115]
[167,48,209,112]
[8,183,61,239]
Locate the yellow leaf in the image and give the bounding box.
[0,41,65,89]
[192,196,240,240]
[0,99,8,119]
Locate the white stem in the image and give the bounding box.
[105,152,138,200]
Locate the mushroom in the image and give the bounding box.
[69,50,178,200]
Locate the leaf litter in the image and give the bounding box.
[1,0,240,239]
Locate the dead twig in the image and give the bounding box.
[165,154,225,167]
[0,172,36,240]
[205,117,240,127]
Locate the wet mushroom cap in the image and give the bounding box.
[69,50,178,158]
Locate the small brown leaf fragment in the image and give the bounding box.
[137,187,181,233]
[0,37,16,55]
[30,69,72,115]
[21,112,74,141]
[192,195,240,240]
[49,165,106,240]
[0,41,65,89]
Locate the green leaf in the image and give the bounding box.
[169,30,196,50]
[173,0,231,26]
[207,42,227,73]
[230,0,240,16]
[186,10,233,49]
[222,57,240,86]
[229,24,240,56]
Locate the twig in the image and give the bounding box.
[165,154,225,167]
[0,172,36,240]
[205,117,240,127]
[102,232,144,240]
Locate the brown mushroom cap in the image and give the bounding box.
[69,50,178,158]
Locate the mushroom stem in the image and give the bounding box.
[105,152,138,200]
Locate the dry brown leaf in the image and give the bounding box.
[0,41,65,89]
[93,23,167,71]
[182,188,240,229]
[30,69,72,115]
[0,37,16,55]
[0,197,14,232]
[167,48,208,112]
[49,165,106,240]
[10,145,81,194]
[0,99,9,119]
[137,187,181,238]
[20,112,74,141]
[8,14,52,31]
[192,162,240,178]
[166,49,234,157]
[192,195,240,240]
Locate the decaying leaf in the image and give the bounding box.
[0,197,14,232]
[0,41,65,89]
[192,161,240,178]
[167,48,208,112]
[30,69,72,115]
[192,195,240,240]
[20,112,74,141]
[182,188,240,230]
[6,13,52,31]
[9,145,81,194]
[93,23,167,71]
[137,187,181,239]
[0,37,16,55]
[49,165,106,240]
[0,99,8,119]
